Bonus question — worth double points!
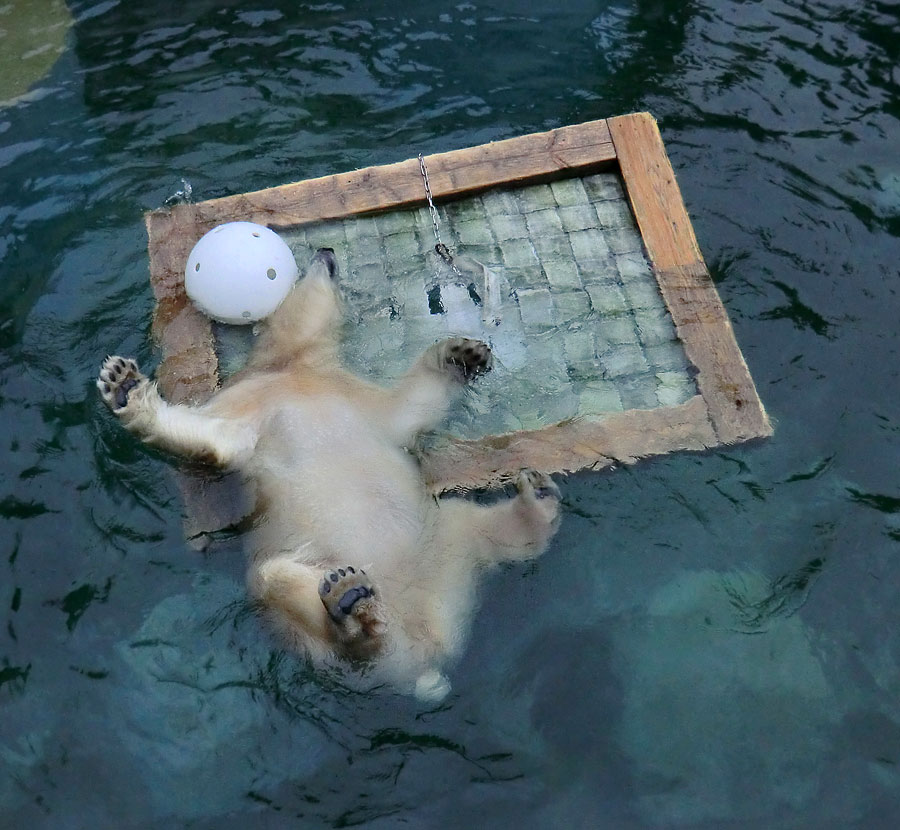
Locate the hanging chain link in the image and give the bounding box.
[418,153,463,278]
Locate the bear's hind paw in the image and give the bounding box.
[319,566,385,639]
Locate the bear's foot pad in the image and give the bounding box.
[319,566,384,637]
[97,356,146,412]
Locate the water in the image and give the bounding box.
[1,0,899,826]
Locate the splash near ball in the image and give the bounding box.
[185,222,299,325]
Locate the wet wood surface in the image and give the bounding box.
[609,112,772,444]
[162,119,617,232]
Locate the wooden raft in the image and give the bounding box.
[145,112,771,543]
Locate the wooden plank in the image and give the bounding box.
[146,210,219,405]
[608,112,703,270]
[420,395,718,493]
[147,210,240,549]
[160,119,616,232]
[655,263,772,443]
[609,113,771,444]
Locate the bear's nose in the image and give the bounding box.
[315,247,338,279]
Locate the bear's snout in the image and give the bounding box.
[314,247,338,280]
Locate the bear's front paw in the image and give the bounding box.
[516,468,561,501]
[516,469,561,530]
[440,337,493,382]
[319,566,385,640]
[97,355,148,415]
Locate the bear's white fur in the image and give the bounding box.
[98,248,561,700]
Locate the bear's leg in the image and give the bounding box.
[253,556,387,654]
[253,557,336,645]
[379,337,493,446]
[436,469,562,564]
[97,356,254,466]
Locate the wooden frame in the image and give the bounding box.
[145,112,771,539]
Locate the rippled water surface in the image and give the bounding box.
[2,1,899,826]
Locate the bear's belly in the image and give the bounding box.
[251,397,427,568]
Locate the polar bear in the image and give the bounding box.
[98,247,561,700]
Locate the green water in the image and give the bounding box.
[2,1,899,826]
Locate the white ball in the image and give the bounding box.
[184,222,299,325]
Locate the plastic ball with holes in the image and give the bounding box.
[184,222,299,325]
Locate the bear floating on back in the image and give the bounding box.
[98,248,561,700]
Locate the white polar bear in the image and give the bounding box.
[98,248,561,701]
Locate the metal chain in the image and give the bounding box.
[418,153,463,278]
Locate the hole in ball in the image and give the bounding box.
[252,232,260,238]
[266,268,277,280]
[242,311,251,318]
[194,262,200,271]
